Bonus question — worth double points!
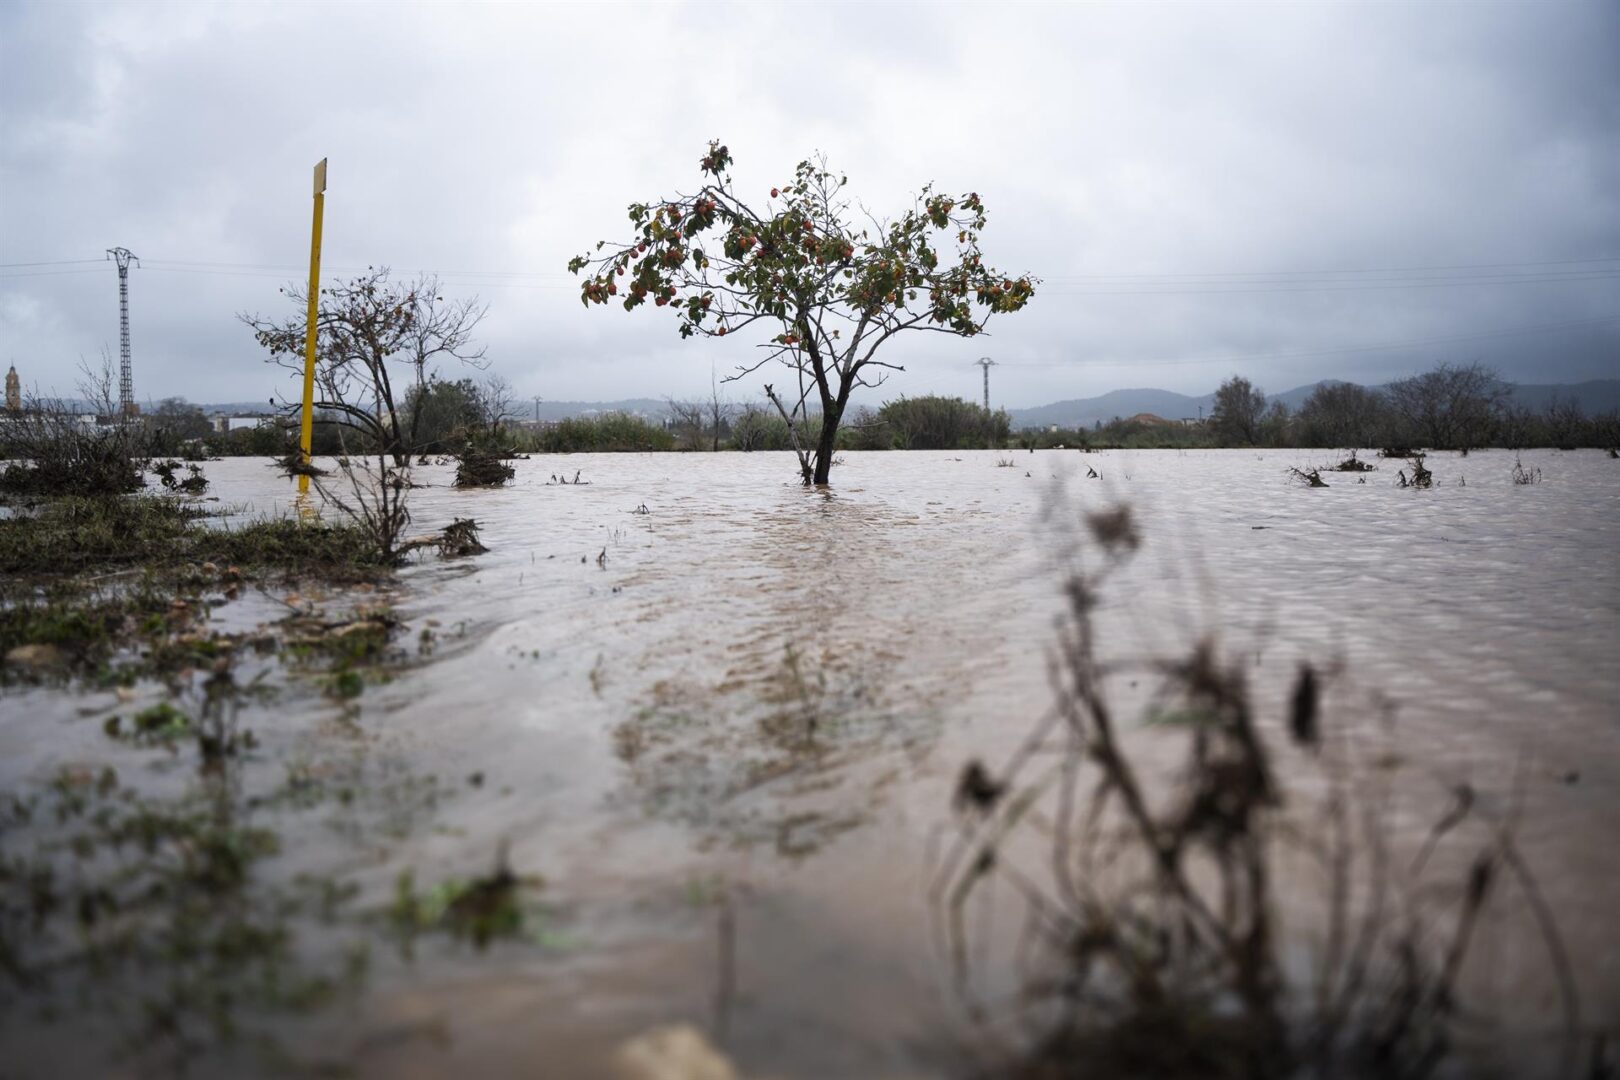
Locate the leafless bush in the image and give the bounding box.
[1512,456,1542,485]
[1397,455,1433,489]
[311,433,410,563]
[0,355,148,498]
[664,398,710,452]
[933,505,1581,1079]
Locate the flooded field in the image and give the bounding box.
[3,447,1617,1078]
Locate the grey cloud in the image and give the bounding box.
[2,0,1615,411]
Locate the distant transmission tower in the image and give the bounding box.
[106,247,139,415]
[975,356,997,411]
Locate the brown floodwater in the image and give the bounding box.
[2,448,1616,1078]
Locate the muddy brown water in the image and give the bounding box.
[2,448,1617,1078]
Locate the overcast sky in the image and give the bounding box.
[2,0,1616,410]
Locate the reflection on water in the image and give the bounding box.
[2,448,1617,1077]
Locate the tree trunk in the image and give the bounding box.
[811,405,842,485]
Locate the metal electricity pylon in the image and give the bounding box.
[106,248,139,415]
[975,356,996,411]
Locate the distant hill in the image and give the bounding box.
[1005,379,1620,430]
[1009,388,1217,430]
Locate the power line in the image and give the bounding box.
[0,267,120,279]
[133,264,577,289]
[144,258,565,279]
[127,264,1620,295]
[0,258,106,269]
[1039,254,1620,282]
[1035,271,1620,296]
[6,252,1618,285]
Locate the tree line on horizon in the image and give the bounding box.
[125,359,1616,460]
[1191,361,1617,451]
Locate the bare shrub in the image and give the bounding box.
[1397,455,1433,489]
[0,355,148,498]
[1511,456,1542,485]
[311,434,410,564]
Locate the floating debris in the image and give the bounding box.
[1288,466,1328,487]
[399,518,489,558]
[151,459,210,493]
[272,449,328,478]
[454,450,515,488]
[1330,451,1375,472]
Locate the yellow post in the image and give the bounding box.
[298,158,328,494]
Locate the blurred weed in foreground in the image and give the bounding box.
[935,503,1588,1080]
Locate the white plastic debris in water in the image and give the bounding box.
[613,1023,738,1080]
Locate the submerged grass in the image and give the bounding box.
[0,583,194,681]
[0,495,387,578]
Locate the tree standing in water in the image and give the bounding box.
[1210,375,1268,446]
[568,141,1036,485]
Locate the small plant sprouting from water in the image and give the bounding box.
[760,641,830,750]
[388,843,546,951]
[933,502,1582,1080]
[1512,456,1543,485]
[1397,454,1433,489]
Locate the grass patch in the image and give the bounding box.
[0,582,204,683]
[0,496,387,578]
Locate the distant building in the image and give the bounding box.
[4,365,18,412]
[208,413,276,433]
